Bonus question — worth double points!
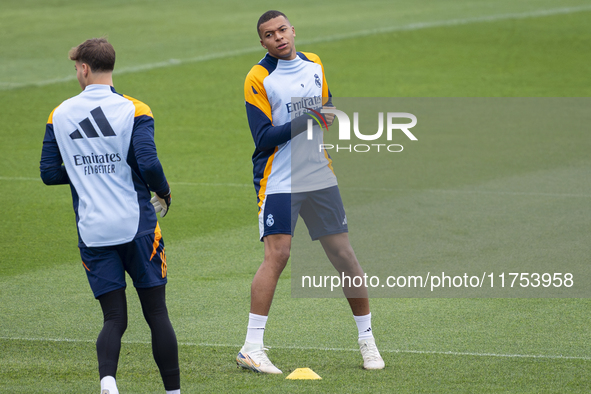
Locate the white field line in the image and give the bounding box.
[2,5,591,91]
[1,335,589,361]
[0,176,42,182]
[298,5,591,45]
[4,176,589,198]
[0,176,252,188]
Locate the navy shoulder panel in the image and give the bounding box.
[297,52,311,62]
[110,86,124,97]
[258,53,279,74]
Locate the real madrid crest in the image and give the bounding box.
[314,74,321,88]
[266,214,275,227]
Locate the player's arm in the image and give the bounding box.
[131,106,172,217]
[245,104,322,151]
[40,118,70,185]
[131,114,169,194]
[245,67,327,151]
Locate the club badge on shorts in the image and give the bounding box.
[266,214,275,227]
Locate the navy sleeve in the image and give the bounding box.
[131,115,170,197]
[245,102,325,151]
[40,123,70,185]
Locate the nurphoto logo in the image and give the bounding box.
[306,108,418,153]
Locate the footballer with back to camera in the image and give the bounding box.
[40,38,180,394]
[236,10,385,373]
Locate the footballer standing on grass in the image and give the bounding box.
[40,38,181,394]
[237,10,385,373]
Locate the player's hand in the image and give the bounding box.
[322,106,336,126]
[151,190,171,218]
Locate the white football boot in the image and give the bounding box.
[236,341,282,374]
[359,337,385,369]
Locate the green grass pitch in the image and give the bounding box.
[1,0,591,392]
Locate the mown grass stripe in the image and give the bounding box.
[2,5,590,91]
[2,336,589,361]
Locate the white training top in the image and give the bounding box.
[245,52,337,205]
[50,85,141,247]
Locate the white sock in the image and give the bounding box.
[354,313,374,340]
[245,313,268,345]
[166,390,180,394]
[100,376,118,394]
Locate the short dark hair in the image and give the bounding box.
[257,10,290,37]
[68,38,115,72]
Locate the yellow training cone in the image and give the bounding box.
[286,368,322,380]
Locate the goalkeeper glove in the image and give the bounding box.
[151,190,171,218]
